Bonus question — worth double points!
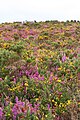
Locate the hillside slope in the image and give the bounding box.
[0,21,80,120]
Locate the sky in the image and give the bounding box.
[0,0,80,23]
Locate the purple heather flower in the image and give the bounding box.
[56,116,60,120]
[55,66,58,71]
[0,107,3,118]
[29,29,34,35]
[58,92,62,95]
[25,70,28,76]
[33,103,39,113]
[15,96,18,103]
[47,104,50,111]
[12,106,18,120]
[4,37,9,41]
[49,76,53,82]
[41,76,44,80]
[34,71,39,77]
[13,78,16,83]
[38,76,44,81]
[62,54,66,62]
[19,71,23,77]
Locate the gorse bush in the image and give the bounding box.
[9,42,24,53]
[0,49,20,67]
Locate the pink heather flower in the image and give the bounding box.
[55,66,58,71]
[29,30,34,35]
[15,96,18,103]
[49,72,53,81]
[19,71,23,77]
[0,78,3,81]
[56,116,60,120]
[38,76,44,81]
[0,107,3,118]
[13,78,16,83]
[32,103,39,114]
[47,104,50,111]
[25,70,29,76]
[62,54,66,62]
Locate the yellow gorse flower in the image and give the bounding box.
[35,98,39,101]
[67,100,71,105]
[36,116,39,120]
[57,79,61,82]
[52,99,54,102]
[9,85,21,91]
[45,115,48,117]
[38,36,43,40]
[70,62,73,65]
[58,67,62,71]
[59,103,66,108]
[24,83,28,87]
[3,43,10,48]
[10,101,13,106]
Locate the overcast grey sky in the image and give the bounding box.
[0,0,80,23]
